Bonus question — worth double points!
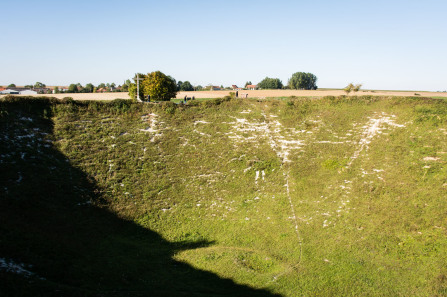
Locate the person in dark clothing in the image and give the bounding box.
[236,91,238,98]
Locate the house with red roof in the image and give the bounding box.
[246,85,258,90]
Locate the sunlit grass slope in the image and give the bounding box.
[1,95,446,296]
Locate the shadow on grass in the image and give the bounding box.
[0,99,281,297]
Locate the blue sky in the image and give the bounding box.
[1,0,446,90]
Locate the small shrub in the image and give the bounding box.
[186,100,200,107]
[201,97,231,108]
[62,97,74,103]
[110,99,132,112]
[159,101,177,114]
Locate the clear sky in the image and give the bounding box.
[1,0,446,91]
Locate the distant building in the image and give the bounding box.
[232,85,243,90]
[246,85,258,90]
[19,90,38,95]
[210,86,221,91]
[0,89,20,94]
[0,87,50,95]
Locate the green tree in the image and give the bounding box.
[24,85,33,89]
[344,83,354,95]
[176,81,183,91]
[54,86,60,94]
[76,83,85,93]
[257,77,283,89]
[245,81,252,88]
[288,72,318,90]
[141,71,177,101]
[97,83,106,89]
[180,81,194,91]
[353,83,362,92]
[34,82,46,88]
[84,83,94,93]
[68,84,78,93]
[7,84,16,88]
[344,83,362,95]
[121,80,130,92]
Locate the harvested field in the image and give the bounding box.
[1,90,446,101]
[177,89,447,99]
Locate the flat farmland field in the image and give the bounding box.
[1,90,446,101]
[177,89,447,99]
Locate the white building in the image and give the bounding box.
[0,89,20,94]
[19,90,38,95]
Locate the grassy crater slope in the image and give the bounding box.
[1,96,446,296]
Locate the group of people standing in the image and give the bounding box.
[183,95,195,103]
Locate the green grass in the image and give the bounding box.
[1,95,447,296]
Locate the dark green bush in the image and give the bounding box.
[0,96,60,116]
[110,99,133,112]
[201,97,231,108]
[62,97,74,103]
[186,100,200,107]
[158,101,177,114]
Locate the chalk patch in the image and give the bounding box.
[423,157,440,162]
[347,114,405,168]
[194,120,210,125]
[0,258,44,279]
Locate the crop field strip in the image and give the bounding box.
[2,89,447,102]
